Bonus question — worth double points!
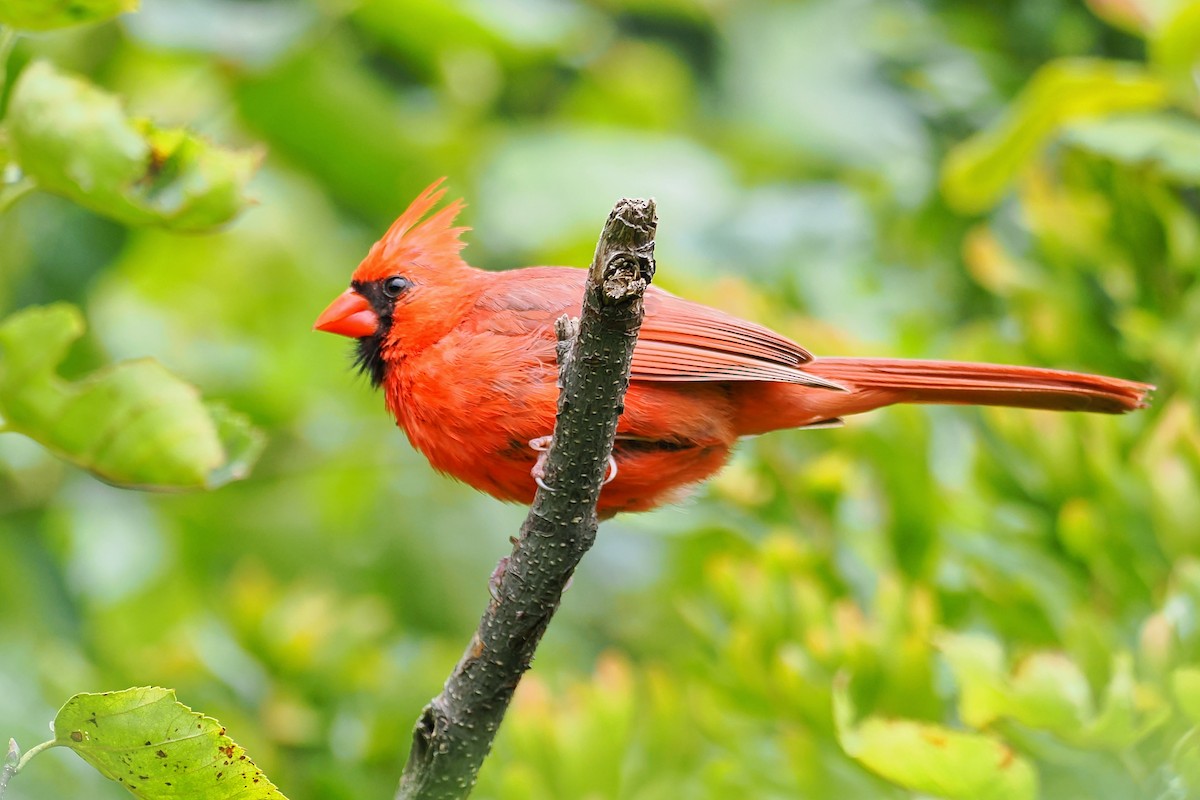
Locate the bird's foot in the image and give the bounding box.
[529,436,618,490]
[529,436,554,492]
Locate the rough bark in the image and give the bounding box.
[395,198,657,799]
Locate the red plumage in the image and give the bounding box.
[315,181,1153,516]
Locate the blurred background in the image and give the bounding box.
[2,0,1198,797]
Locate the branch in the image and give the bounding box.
[395,198,658,799]
[0,739,17,797]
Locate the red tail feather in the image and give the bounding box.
[807,358,1153,414]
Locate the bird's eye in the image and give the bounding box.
[382,276,411,298]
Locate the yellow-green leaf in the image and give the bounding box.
[7,61,261,232]
[1150,0,1200,105]
[52,687,287,799]
[941,58,1169,213]
[0,0,136,30]
[834,676,1038,800]
[936,633,1009,728]
[1065,112,1200,184]
[940,634,1167,750]
[0,304,262,490]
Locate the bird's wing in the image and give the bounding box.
[476,269,843,389]
[633,290,843,389]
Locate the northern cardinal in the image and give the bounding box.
[315,180,1152,516]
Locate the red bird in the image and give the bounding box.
[315,181,1152,516]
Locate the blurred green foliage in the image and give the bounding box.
[7,61,260,232]
[0,304,261,491]
[1,0,1198,798]
[0,0,135,32]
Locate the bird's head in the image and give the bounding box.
[314,178,475,386]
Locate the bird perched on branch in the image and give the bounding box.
[315,180,1153,516]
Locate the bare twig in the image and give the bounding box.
[0,739,16,797]
[395,198,657,799]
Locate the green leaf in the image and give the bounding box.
[1151,1,1200,105]
[6,61,261,232]
[938,635,1096,735]
[1006,653,1094,732]
[0,304,263,490]
[51,687,287,799]
[1063,112,1200,183]
[833,676,1038,800]
[941,58,1168,213]
[1062,654,1163,750]
[937,633,1010,728]
[940,634,1167,750]
[0,0,136,30]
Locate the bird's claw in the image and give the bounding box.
[603,454,618,485]
[530,436,554,492]
[528,436,618,492]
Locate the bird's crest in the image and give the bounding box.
[353,178,469,281]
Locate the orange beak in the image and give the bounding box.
[314,289,379,338]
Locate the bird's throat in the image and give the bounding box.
[353,326,389,388]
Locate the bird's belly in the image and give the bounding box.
[600,438,732,514]
[408,433,732,516]
[390,366,739,514]
[390,379,555,503]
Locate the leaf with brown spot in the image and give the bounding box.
[49,687,288,799]
[834,676,1038,800]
